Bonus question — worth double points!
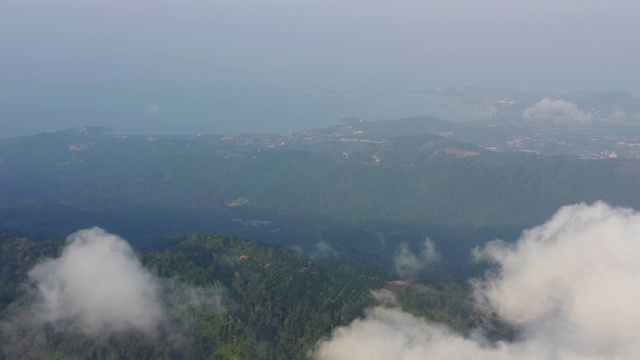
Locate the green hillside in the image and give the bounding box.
[0,232,491,359]
[2,125,640,276]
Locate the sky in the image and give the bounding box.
[1,0,639,136]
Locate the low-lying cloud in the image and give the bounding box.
[1,227,228,357]
[311,240,339,260]
[29,227,164,335]
[394,237,441,279]
[522,98,593,125]
[312,202,640,360]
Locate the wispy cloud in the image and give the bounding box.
[394,237,441,279]
[311,240,339,260]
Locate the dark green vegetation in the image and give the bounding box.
[0,232,493,359]
[0,230,60,311]
[2,121,640,277]
[1,118,622,358]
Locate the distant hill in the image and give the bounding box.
[1,122,640,274]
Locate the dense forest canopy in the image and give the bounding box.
[0,230,490,359]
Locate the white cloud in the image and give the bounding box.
[312,202,640,360]
[394,237,441,278]
[370,289,398,307]
[28,227,164,335]
[522,98,593,125]
[312,240,339,259]
[1,227,229,356]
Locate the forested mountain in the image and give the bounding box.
[2,120,638,358]
[2,121,640,275]
[0,232,493,359]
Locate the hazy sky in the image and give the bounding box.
[1,0,639,136]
